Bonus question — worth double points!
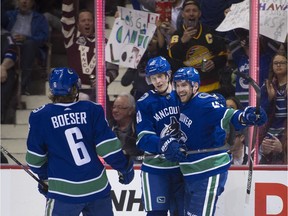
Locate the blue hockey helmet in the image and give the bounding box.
[145,56,171,85]
[145,56,171,77]
[173,67,200,86]
[49,67,81,96]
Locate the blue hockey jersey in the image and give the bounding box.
[136,90,181,174]
[178,93,244,181]
[26,101,128,203]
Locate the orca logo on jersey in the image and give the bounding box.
[160,116,181,138]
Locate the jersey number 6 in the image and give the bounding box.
[65,127,91,166]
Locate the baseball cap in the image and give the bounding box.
[182,0,200,10]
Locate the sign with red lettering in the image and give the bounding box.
[255,183,287,216]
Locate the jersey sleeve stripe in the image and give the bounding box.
[136,130,156,145]
[96,138,122,157]
[26,150,47,168]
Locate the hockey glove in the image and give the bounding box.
[118,159,134,185]
[38,180,48,198]
[241,106,267,126]
[159,136,187,162]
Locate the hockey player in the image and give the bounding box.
[136,56,186,216]
[165,66,267,215]
[26,67,134,216]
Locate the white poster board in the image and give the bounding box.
[105,7,160,68]
[216,0,287,43]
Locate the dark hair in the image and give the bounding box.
[268,52,287,83]
[49,86,79,103]
[226,96,244,110]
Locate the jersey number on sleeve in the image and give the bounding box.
[65,127,91,166]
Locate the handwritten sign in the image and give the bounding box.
[105,7,160,68]
[216,0,287,43]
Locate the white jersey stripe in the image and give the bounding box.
[141,172,152,211]
[202,174,220,216]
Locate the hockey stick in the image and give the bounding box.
[234,71,261,203]
[143,144,231,159]
[0,145,48,191]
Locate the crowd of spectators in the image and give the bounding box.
[1,0,286,165]
[112,0,287,165]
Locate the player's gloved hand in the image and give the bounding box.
[118,159,134,185]
[38,180,48,198]
[241,106,267,126]
[159,136,187,162]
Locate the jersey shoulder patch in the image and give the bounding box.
[32,105,46,113]
[137,90,157,102]
[138,92,149,102]
[197,92,212,99]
